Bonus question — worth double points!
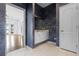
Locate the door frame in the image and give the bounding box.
[5,3,26,54]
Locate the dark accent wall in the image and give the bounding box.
[35,4,56,42]
[0,4,6,56]
[27,4,34,48]
[35,4,46,30]
[35,4,44,17]
[45,4,56,42]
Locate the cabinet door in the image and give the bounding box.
[59,4,78,52]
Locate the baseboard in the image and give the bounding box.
[59,47,77,53]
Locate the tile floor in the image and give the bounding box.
[6,41,79,56]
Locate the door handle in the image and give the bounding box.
[61,30,64,32]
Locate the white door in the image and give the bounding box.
[59,4,79,52]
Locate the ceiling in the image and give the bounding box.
[37,3,52,8]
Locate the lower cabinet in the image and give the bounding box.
[35,30,49,44]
